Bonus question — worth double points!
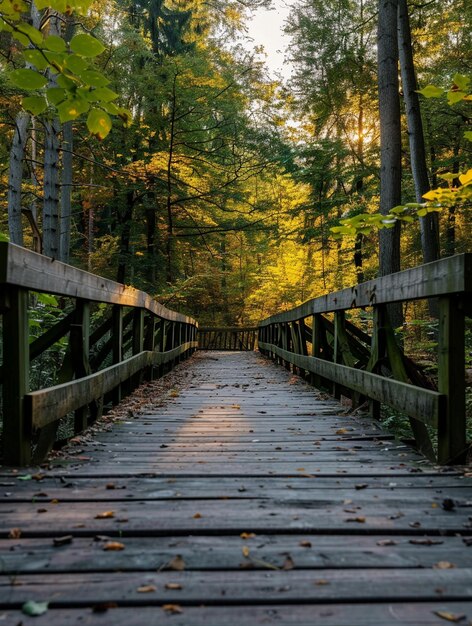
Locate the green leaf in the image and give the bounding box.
[117,108,132,127]
[43,50,67,71]
[70,33,105,58]
[447,90,466,105]
[22,601,49,617]
[47,87,66,105]
[15,22,43,45]
[17,474,32,481]
[464,131,472,142]
[64,54,89,74]
[10,68,48,90]
[23,49,50,71]
[44,34,67,52]
[417,85,444,98]
[91,86,119,102]
[57,74,77,89]
[22,95,48,115]
[452,73,470,91]
[87,108,112,139]
[57,98,89,122]
[79,70,110,87]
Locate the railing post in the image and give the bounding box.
[70,299,91,433]
[367,306,385,419]
[144,313,157,380]
[437,296,466,464]
[131,307,145,388]
[311,314,322,389]
[333,311,343,399]
[112,304,123,405]
[2,286,30,465]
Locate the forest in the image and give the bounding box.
[0,0,471,328]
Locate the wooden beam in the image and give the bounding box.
[0,242,197,326]
[26,342,198,429]
[2,287,31,465]
[258,342,445,428]
[259,253,472,326]
[437,296,466,464]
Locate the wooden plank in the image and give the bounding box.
[26,343,198,428]
[258,342,445,427]
[2,535,471,573]
[259,253,472,325]
[0,242,197,325]
[2,603,472,626]
[2,569,472,604]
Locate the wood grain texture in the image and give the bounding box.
[1,351,471,625]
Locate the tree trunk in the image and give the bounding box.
[378,0,402,326]
[8,112,30,245]
[60,121,73,263]
[42,12,62,259]
[116,190,134,284]
[397,0,439,265]
[43,118,61,258]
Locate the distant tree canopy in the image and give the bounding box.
[0,0,470,324]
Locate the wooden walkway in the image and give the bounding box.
[1,351,472,624]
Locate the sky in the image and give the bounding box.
[244,0,293,80]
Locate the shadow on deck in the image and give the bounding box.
[1,351,471,624]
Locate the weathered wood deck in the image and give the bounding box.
[1,351,472,624]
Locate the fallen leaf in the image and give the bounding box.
[37,508,48,513]
[9,528,21,539]
[345,516,366,523]
[377,539,397,546]
[409,539,443,546]
[336,428,348,435]
[22,601,48,616]
[433,561,455,569]
[168,555,186,571]
[240,532,256,539]
[299,540,312,548]
[95,511,115,519]
[137,585,157,593]
[17,475,32,481]
[162,604,183,614]
[242,546,250,558]
[355,483,368,490]
[434,611,466,622]
[165,583,182,590]
[193,512,202,519]
[442,498,456,511]
[53,535,73,547]
[231,404,241,409]
[462,537,472,547]
[106,483,116,490]
[409,521,422,528]
[283,555,295,570]
[314,579,330,585]
[103,541,125,551]
[32,473,45,481]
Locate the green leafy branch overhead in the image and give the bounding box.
[331,74,472,239]
[0,0,132,138]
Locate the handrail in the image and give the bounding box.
[198,326,257,351]
[258,253,472,465]
[0,243,198,466]
[260,253,471,325]
[0,242,194,324]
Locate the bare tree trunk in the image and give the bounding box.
[8,112,30,245]
[42,12,62,258]
[378,0,402,326]
[59,18,75,263]
[43,117,61,258]
[397,0,439,265]
[60,121,73,263]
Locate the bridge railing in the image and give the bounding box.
[258,254,471,465]
[198,327,257,351]
[0,242,198,466]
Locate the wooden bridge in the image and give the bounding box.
[0,242,471,624]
